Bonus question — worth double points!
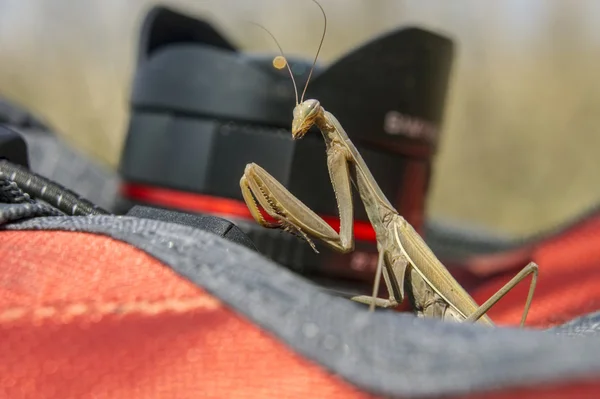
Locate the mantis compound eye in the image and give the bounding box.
[303,99,321,117]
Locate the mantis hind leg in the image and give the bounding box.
[465,262,539,327]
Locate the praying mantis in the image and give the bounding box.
[240,0,538,326]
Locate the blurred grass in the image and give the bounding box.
[0,0,599,236]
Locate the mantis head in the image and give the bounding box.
[292,99,322,139]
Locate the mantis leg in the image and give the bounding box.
[465,262,538,327]
[369,245,386,312]
[240,144,355,253]
[350,253,407,310]
[351,295,398,309]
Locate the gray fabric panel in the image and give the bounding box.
[3,215,600,398]
[550,311,600,337]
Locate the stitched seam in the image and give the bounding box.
[0,296,222,323]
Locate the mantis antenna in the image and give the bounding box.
[249,0,327,105]
[248,22,300,105]
[300,0,327,103]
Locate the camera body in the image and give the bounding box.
[117,7,454,291]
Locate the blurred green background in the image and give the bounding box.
[0,0,599,237]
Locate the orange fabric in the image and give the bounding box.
[470,213,600,328]
[1,229,599,398]
[0,231,375,399]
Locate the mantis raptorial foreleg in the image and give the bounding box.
[240,143,355,254]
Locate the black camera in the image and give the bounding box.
[117,7,454,295]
